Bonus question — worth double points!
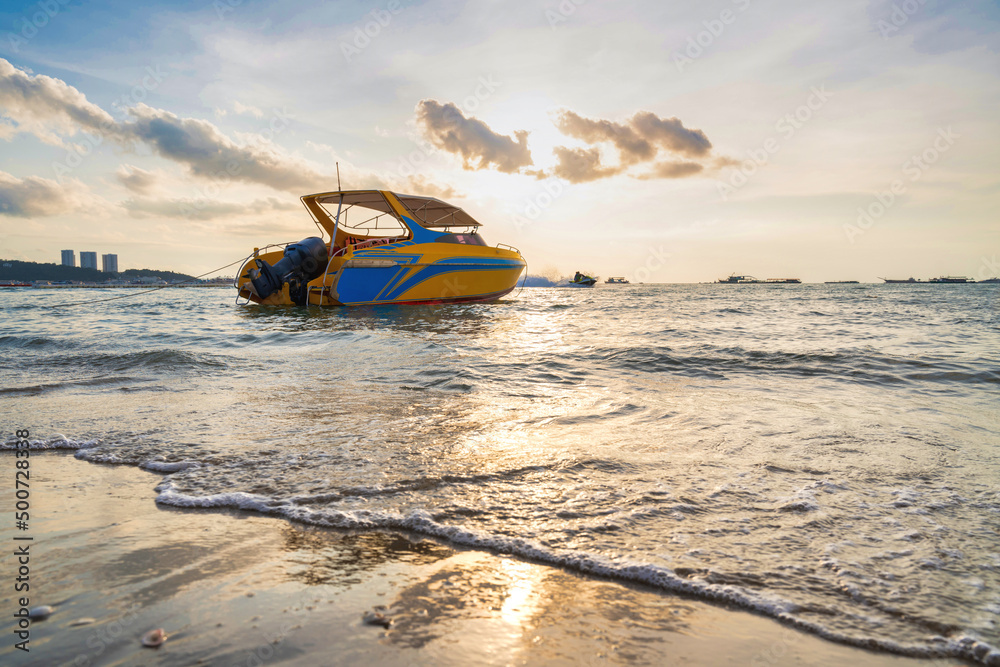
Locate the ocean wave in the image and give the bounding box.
[0,377,147,396]
[590,344,997,388]
[32,349,231,373]
[0,334,80,350]
[152,479,1000,666]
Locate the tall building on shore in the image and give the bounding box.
[102,253,118,273]
[61,249,75,267]
[80,251,98,270]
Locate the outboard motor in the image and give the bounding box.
[249,237,328,305]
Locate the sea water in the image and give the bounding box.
[3,283,999,664]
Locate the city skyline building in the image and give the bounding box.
[102,253,118,273]
[80,251,98,270]
[61,249,75,267]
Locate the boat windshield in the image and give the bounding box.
[317,201,407,239]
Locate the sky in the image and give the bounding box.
[0,0,997,282]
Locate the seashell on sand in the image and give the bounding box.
[361,610,392,628]
[142,628,168,647]
[28,606,53,620]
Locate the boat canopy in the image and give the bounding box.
[302,190,483,237]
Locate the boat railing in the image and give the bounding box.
[352,236,406,250]
[329,236,406,258]
[310,250,342,306]
[495,243,520,254]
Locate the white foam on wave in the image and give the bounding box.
[75,449,127,464]
[141,460,201,473]
[152,477,1000,666]
[0,435,100,450]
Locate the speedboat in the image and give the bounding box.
[567,272,597,287]
[236,190,526,306]
[605,277,629,284]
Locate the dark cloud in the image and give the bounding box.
[547,109,717,182]
[0,170,94,217]
[415,100,533,174]
[121,104,328,192]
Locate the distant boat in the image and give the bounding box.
[718,274,800,284]
[718,274,761,284]
[880,276,976,284]
[605,277,629,284]
[979,277,1000,283]
[567,271,597,287]
[928,276,974,283]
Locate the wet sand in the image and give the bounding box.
[0,453,970,666]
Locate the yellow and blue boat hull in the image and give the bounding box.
[238,243,525,306]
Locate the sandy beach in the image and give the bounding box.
[0,452,971,666]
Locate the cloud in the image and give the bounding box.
[629,111,712,157]
[115,164,158,194]
[0,58,333,193]
[404,175,456,200]
[120,104,330,191]
[232,101,264,118]
[547,109,717,182]
[555,111,655,165]
[867,0,1000,53]
[415,100,533,174]
[551,146,622,183]
[121,195,300,220]
[0,170,99,217]
[0,58,115,147]
[636,161,704,179]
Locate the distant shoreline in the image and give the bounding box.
[0,258,200,285]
